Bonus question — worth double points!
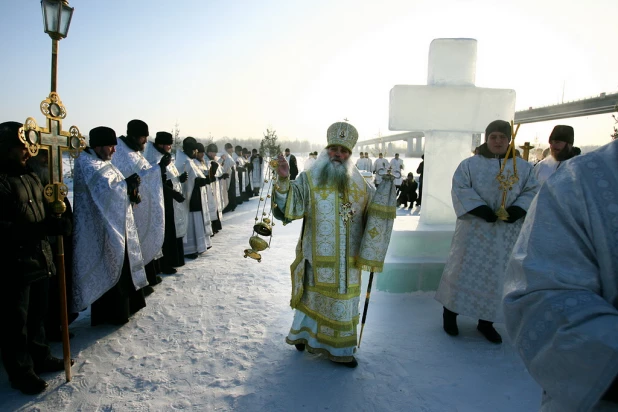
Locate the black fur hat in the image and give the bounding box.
[89,126,117,147]
[484,120,511,141]
[549,125,574,145]
[155,131,173,145]
[127,119,149,138]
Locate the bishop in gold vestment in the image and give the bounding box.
[273,122,378,368]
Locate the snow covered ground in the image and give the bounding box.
[0,195,541,411]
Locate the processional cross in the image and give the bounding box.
[519,141,534,161]
[22,91,85,382]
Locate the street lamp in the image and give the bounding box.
[41,0,74,92]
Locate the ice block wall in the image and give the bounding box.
[389,38,516,225]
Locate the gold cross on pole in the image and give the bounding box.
[519,141,535,161]
[21,91,85,383]
[23,92,85,185]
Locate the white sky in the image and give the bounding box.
[1,0,617,146]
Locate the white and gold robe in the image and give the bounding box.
[274,167,376,361]
[435,153,539,322]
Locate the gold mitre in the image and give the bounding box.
[326,122,358,152]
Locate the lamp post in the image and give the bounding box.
[41,0,74,93]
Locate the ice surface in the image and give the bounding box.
[389,38,516,225]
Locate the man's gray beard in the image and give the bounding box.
[313,149,354,193]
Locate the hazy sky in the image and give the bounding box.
[1,0,617,147]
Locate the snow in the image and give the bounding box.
[0,155,542,411]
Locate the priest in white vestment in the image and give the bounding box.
[111,120,166,288]
[206,145,228,215]
[196,143,222,234]
[304,151,317,171]
[389,153,404,190]
[72,126,149,325]
[250,149,264,196]
[534,125,581,185]
[220,147,238,213]
[373,153,389,186]
[273,122,381,368]
[504,140,618,412]
[435,120,539,344]
[175,137,213,258]
[144,132,189,273]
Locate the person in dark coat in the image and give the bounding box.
[0,121,73,395]
[27,149,78,341]
[416,154,424,206]
[285,148,299,180]
[397,172,418,209]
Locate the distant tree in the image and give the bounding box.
[172,122,181,156]
[260,128,282,160]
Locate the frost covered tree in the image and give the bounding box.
[260,128,281,159]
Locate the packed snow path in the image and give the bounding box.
[0,199,540,411]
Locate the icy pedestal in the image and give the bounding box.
[422,132,470,223]
[374,214,454,292]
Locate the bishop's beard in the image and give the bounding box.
[312,149,354,193]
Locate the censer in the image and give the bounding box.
[243,158,279,262]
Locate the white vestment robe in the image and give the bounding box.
[144,142,188,238]
[112,139,165,264]
[373,158,389,184]
[434,153,539,322]
[71,150,148,312]
[504,140,618,412]
[195,158,220,225]
[175,150,212,254]
[217,154,232,209]
[389,158,404,185]
[534,155,562,185]
[251,155,264,191]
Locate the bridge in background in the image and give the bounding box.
[357,91,618,157]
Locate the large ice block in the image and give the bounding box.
[388,38,516,225]
[428,38,477,87]
[389,85,516,132]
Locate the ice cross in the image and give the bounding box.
[389,38,516,225]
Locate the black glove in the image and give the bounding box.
[171,191,185,203]
[505,206,526,224]
[210,161,219,174]
[159,153,172,168]
[221,173,230,179]
[196,177,211,187]
[468,205,498,223]
[179,171,188,183]
[125,173,141,204]
[45,216,73,237]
